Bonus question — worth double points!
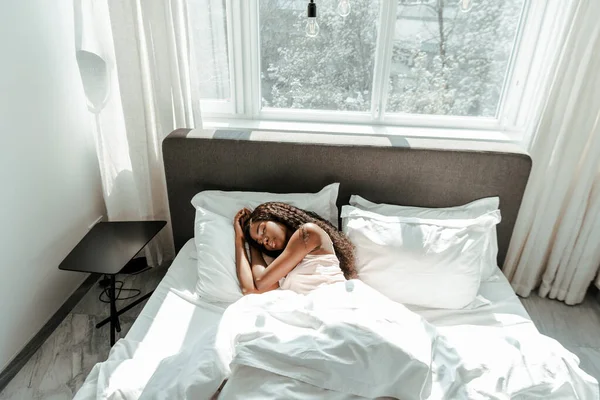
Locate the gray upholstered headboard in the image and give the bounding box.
[162,128,531,268]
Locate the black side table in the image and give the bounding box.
[59,221,166,345]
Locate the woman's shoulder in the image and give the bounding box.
[298,222,320,232]
[297,222,326,239]
[288,223,322,249]
[295,223,335,254]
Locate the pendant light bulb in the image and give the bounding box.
[337,0,351,17]
[458,0,473,12]
[306,0,319,37]
[306,17,319,37]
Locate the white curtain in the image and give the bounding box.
[503,0,600,305]
[74,0,202,265]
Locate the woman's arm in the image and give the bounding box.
[249,246,268,279]
[249,246,279,292]
[252,224,321,291]
[234,236,257,295]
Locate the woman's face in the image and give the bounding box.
[249,220,289,252]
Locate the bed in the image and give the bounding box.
[74,128,598,399]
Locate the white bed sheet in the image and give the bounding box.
[131,239,537,342]
[76,239,539,398]
[123,239,224,345]
[74,240,224,399]
[410,273,537,333]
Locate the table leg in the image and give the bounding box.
[109,275,120,345]
[95,291,153,329]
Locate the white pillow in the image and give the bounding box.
[341,206,501,309]
[194,207,242,303]
[191,183,340,226]
[193,184,340,303]
[349,195,500,280]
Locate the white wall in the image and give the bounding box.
[0,1,105,370]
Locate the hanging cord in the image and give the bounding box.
[98,267,152,304]
[99,281,139,303]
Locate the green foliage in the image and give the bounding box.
[260,0,379,111]
[259,0,524,116]
[387,0,523,116]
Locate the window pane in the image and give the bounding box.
[387,0,525,117]
[189,0,231,100]
[259,0,380,112]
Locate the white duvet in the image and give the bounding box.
[77,281,598,400]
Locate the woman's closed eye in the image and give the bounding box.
[257,223,267,246]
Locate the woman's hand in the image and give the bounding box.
[234,208,251,242]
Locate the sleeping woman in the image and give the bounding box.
[233,202,356,295]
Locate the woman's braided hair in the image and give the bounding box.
[242,202,356,279]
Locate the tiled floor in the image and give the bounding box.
[521,291,600,383]
[0,265,168,400]
[1,275,599,399]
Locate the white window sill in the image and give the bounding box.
[199,118,529,155]
[203,117,524,146]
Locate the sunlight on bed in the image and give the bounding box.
[136,291,196,357]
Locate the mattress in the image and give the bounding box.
[75,239,539,398]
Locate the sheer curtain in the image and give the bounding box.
[75,0,202,265]
[503,0,600,305]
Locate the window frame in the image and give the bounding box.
[198,0,576,143]
[197,0,236,114]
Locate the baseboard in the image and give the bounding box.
[0,273,100,392]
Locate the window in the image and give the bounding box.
[387,1,525,117]
[190,0,231,100]
[188,0,571,138]
[259,0,381,112]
